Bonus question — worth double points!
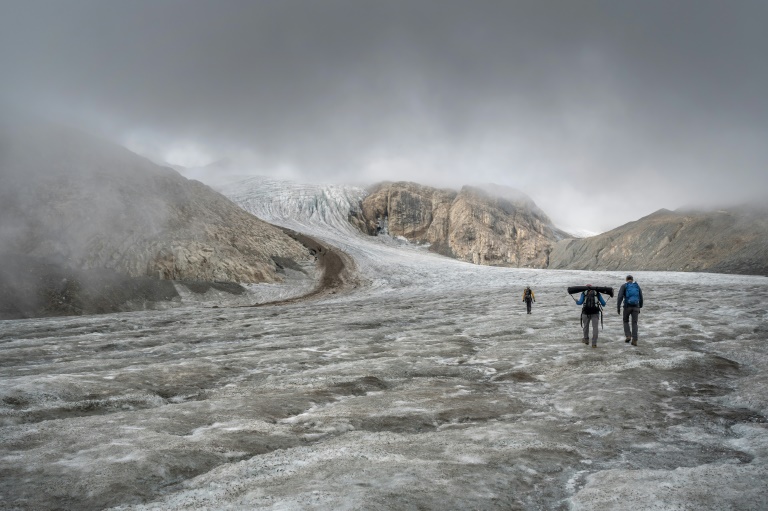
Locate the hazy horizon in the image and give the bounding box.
[2,1,767,233]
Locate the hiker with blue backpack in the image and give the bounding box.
[617,275,643,345]
[576,285,607,348]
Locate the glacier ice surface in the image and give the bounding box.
[1,177,767,510]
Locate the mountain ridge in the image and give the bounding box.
[223,176,768,276]
[547,205,768,275]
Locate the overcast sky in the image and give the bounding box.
[2,0,766,233]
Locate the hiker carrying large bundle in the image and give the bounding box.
[522,286,535,314]
[617,275,643,346]
[575,285,607,348]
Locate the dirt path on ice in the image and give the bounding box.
[245,227,362,307]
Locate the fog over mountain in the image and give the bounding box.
[2,1,767,233]
[3,112,764,321]
[0,120,317,318]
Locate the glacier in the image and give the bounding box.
[1,176,767,510]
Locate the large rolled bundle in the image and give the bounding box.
[567,285,614,298]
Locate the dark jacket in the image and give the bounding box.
[617,282,643,312]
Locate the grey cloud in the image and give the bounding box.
[1,0,766,232]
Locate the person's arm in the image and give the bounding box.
[598,293,606,306]
[638,286,644,308]
[576,292,585,305]
[616,284,625,314]
[531,290,535,301]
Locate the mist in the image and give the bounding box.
[2,0,767,233]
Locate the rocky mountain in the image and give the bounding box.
[548,206,768,276]
[219,176,768,277]
[355,181,570,268]
[0,120,314,317]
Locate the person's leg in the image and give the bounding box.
[591,314,599,346]
[526,300,532,313]
[582,314,590,343]
[631,308,640,343]
[622,307,632,340]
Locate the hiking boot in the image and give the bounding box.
[591,344,597,348]
[625,337,631,343]
[583,338,589,344]
[631,341,637,346]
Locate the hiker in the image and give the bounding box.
[522,286,535,314]
[617,275,643,345]
[576,285,606,347]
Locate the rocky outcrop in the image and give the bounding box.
[357,182,569,268]
[0,121,313,286]
[358,182,456,255]
[548,207,768,276]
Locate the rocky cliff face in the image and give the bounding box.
[548,207,768,276]
[0,121,313,285]
[356,182,569,268]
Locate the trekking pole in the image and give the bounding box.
[568,292,582,327]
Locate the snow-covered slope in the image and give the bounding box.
[220,176,476,291]
[224,179,452,291]
[220,176,369,237]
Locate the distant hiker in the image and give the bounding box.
[576,285,606,347]
[522,286,535,314]
[617,275,643,346]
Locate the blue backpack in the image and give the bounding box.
[625,282,640,307]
